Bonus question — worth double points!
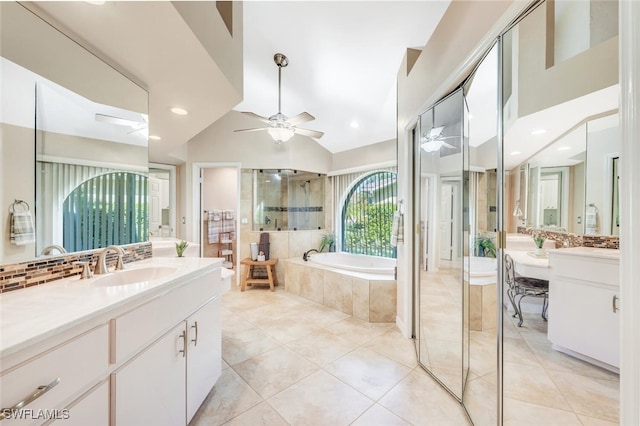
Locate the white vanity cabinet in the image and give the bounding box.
[548,248,620,370]
[111,267,222,426]
[0,258,225,426]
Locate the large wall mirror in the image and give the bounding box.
[502,0,619,423]
[1,3,149,263]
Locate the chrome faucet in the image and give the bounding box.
[95,245,125,275]
[41,244,67,256]
[303,249,319,261]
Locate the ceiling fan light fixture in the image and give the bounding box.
[268,126,294,143]
[421,139,445,152]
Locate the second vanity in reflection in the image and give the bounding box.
[0,257,228,425]
[548,247,620,372]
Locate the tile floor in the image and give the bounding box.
[190,284,470,426]
[190,277,619,425]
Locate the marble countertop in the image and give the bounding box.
[548,247,620,260]
[0,257,222,359]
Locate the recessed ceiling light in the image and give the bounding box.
[170,107,188,115]
[531,128,547,135]
[510,151,522,155]
[149,135,162,141]
[350,121,359,128]
[557,146,571,151]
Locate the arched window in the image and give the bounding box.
[63,172,148,251]
[342,171,397,258]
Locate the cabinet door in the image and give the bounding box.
[549,278,620,368]
[186,297,221,422]
[113,322,187,426]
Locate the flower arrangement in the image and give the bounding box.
[175,240,189,257]
[532,234,546,249]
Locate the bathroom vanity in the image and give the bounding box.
[548,247,620,371]
[0,257,226,425]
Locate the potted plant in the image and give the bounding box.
[475,234,496,258]
[532,234,546,256]
[175,240,189,257]
[319,233,335,253]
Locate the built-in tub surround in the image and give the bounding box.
[0,242,152,293]
[285,254,396,323]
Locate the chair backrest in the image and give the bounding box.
[504,254,517,290]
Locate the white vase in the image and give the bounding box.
[534,248,546,256]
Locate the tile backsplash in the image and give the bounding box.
[0,242,152,293]
[516,227,619,249]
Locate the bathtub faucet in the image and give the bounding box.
[303,249,319,262]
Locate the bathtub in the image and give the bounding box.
[284,253,397,323]
[464,256,497,278]
[308,252,396,275]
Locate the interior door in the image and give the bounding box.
[149,176,161,236]
[440,183,454,261]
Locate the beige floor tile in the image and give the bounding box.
[502,361,571,411]
[325,316,394,345]
[222,326,281,366]
[325,347,412,400]
[268,370,373,426]
[378,369,469,425]
[190,368,262,426]
[528,340,619,381]
[222,401,288,426]
[256,315,322,343]
[286,329,358,367]
[576,414,619,426]
[463,375,498,426]
[548,370,619,422]
[233,346,319,399]
[350,404,411,426]
[503,397,582,426]
[503,335,542,367]
[363,328,419,368]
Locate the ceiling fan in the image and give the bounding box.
[420,126,458,152]
[234,53,324,143]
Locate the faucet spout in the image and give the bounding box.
[41,244,67,256]
[95,245,125,275]
[303,249,319,261]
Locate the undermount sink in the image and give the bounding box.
[92,266,178,287]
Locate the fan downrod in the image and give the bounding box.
[274,53,288,68]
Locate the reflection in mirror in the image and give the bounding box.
[586,113,620,236]
[415,88,465,400]
[253,169,325,231]
[502,0,619,422]
[461,42,498,425]
[0,3,149,263]
[149,166,177,238]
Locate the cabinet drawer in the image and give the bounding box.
[550,255,619,286]
[0,325,109,424]
[112,270,219,364]
[46,380,109,426]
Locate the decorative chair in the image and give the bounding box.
[504,254,549,327]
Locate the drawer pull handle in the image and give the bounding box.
[179,331,187,358]
[191,321,199,346]
[0,377,60,420]
[613,295,620,313]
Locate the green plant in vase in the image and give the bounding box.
[475,234,496,258]
[175,240,189,257]
[532,234,546,256]
[319,233,336,253]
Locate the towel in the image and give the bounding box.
[10,211,35,245]
[585,205,598,235]
[390,211,401,247]
[207,210,222,244]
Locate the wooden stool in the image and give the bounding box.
[240,257,279,291]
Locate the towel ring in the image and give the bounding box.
[10,199,30,213]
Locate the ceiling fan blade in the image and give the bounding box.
[233,127,269,133]
[288,112,315,126]
[294,127,324,139]
[239,111,272,124]
[441,141,456,149]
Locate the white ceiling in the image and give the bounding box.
[237,1,450,153]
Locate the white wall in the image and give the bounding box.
[202,167,237,212]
